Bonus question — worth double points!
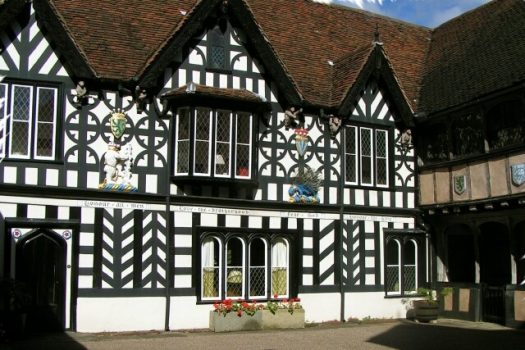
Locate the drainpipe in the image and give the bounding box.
[163,102,174,331]
[338,130,345,323]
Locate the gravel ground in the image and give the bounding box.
[2,319,524,350]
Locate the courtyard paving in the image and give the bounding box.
[2,319,524,350]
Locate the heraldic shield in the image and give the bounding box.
[511,163,525,187]
[454,175,466,195]
[110,111,127,139]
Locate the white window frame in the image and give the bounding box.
[344,126,358,185]
[201,236,223,301]
[2,83,58,160]
[345,125,390,187]
[193,108,212,176]
[235,113,252,179]
[214,110,232,178]
[248,237,268,300]
[34,87,58,160]
[225,237,246,299]
[174,108,191,176]
[271,238,289,298]
[174,108,254,180]
[375,129,389,188]
[386,238,402,296]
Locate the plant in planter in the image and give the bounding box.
[209,297,305,332]
[413,287,452,323]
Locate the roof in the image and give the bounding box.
[419,0,525,114]
[21,0,525,117]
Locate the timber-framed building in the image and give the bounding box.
[0,0,523,332]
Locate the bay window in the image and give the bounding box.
[174,107,253,179]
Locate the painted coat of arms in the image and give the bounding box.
[453,175,466,195]
[511,163,525,187]
[110,110,127,139]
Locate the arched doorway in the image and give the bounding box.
[445,224,476,283]
[16,229,66,332]
[479,222,511,324]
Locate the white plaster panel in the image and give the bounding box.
[225,215,241,228]
[344,292,409,320]
[248,215,262,228]
[354,189,364,205]
[28,205,45,219]
[174,212,193,228]
[78,254,93,268]
[201,213,217,226]
[46,169,59,186]
[169,297,215,330]
[3,166,16,184]
[365,238,374,251]
[174,254,192,268]
[76,297,165,332]
[174,233,192,248]
[383,192,391,207]
[269,217,280,229]
[303,256,313,267]
[174,275,192,288]
[364,220,374,232]
[303,236,313,249]
[77,276,92,289]
[396,192,404,208]
[299,293,340,323]
[25,168,38,185]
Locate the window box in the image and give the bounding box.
[209,309,305,332]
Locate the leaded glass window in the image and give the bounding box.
[345,126,357,184]
[175,109,190,175]
[0,82,58,160]
[200,234,291,301]
[385,233,425,296]
[236,113,252,178]
[486,100,525,150]
[345,125,389,187]
[174,108,254,180]
[451,113,484,158]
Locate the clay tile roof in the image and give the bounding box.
[45,0,200,81]
[331,44,375,106]
[420,0,525,114]
[244,0,431,110]
[162,83,267,104]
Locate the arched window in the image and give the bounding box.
[385,239,401,294]
[200,233,291,301]
[249,238,267,299]
[403,239,418,293]
[384,232,426,296]
[201,236,221,299]
[226,237,244,298]
[271,238,289,297]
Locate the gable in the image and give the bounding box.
[0,3,69,80]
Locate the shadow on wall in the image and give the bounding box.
[367,322,525,350]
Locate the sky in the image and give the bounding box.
[313,0,491,28]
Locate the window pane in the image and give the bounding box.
[194,108,210,174]
[236,114,251,177]
[0,84,7,156]
[345,126,357,183]
[176,109,190,174]
[11,121,29,156]
[376,130,388,186]
[35,122,53,157]
[215,111,231,176]
[271,239,288,297]
[202,238,220,299]
[210,46,226,69]
[10,85,32,157]
[404,240,417,292]
[361,128,372,185]
[249,238,266,298]
[226,238,244,298]
[12,85,31,121]
[36,88,56,158]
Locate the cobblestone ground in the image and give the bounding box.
[3,320,525,350]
